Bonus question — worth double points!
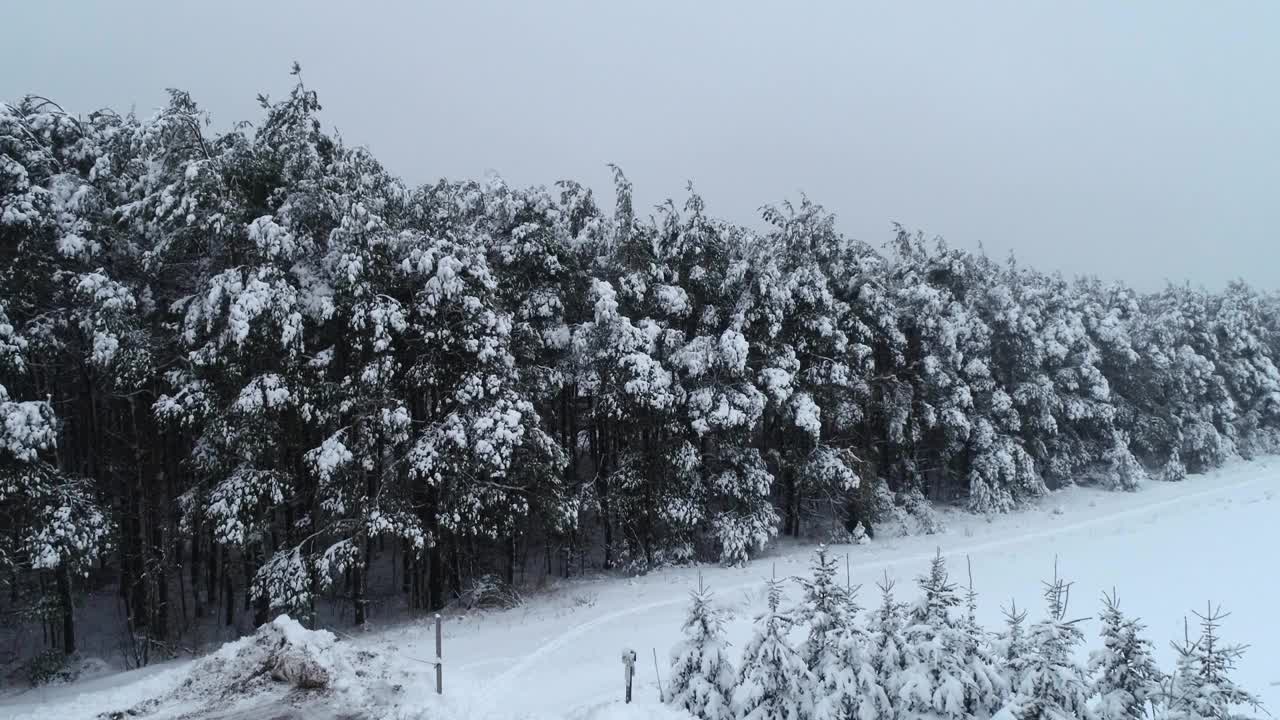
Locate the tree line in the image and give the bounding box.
[3,68,1279,665]
[666,549,1266,720]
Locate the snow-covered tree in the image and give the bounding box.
[795,545,854,668]
[789,546,889,720]
[898,553,1006,720]
[1089,592,1163,720]
[667,576,735,720]
[1160,605,1265,720]
[1,95,125,653]
[996,564,1095,720]
[735,575,812,720]
[869,574,911,718]
[996,600,1033,706]
[958,562,1012,717]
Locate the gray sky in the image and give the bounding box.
[4,2,1278,290]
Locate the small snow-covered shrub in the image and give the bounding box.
[616,540,697,576]
[851,521,871,544]
[1161,457,1188,482]
[904,487,945,534]
[23,649,67,686]
[867,478,947,537]
[454,573,523,611]
[20,651,109,686]
[826,521,871,546]
[824,524,854,545]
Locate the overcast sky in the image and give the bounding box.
[4,2,1277,290]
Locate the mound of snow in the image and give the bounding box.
[106,615,402,719]
[174,615,359,698]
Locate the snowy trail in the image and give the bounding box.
[489,460,1273,695]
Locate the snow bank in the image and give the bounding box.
[109,615,402,718]
[175,615,354,696]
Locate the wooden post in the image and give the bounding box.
[622,648,637,703]
[435,613,443,695]
[652,647,664,702]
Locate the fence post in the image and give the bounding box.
[622,648,637,703]
[435,613,443,695]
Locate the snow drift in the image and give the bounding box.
[106,615,403,719]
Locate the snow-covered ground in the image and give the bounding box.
[4,457,1277,720]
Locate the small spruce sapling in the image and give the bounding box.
[667,573,735,720]
[960,558,1010,717]
[1161,604,1265,720]
[869,572,910,718]
[998,600,1031,693]
[899,552,1006,720]
[798,548,889,720]
[995,560,1095,720]
[794,545,854,670]
[1089,591,1163,720]
[734,572,813,720]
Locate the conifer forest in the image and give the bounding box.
[4,71,1280,670]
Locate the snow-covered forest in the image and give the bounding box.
[4,69,1280,671]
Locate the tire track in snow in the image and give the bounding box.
[489,466,1274,691]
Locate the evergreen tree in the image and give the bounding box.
[869,574,911,719]
[814,617,893,720]
[1161,605,1265,720]
[795,547,892,720]
[734,574,812,720]
[667,575,735,720]
[1089,592,1163,720]
[996,564,1095,720]
[997,601,1032,699]
[899,553,1006,720]
[794,545,855,669]
[959,561,1012,718]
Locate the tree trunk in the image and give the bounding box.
[783,469,798,537]
[251,547,269,627]
[190,527,203,619]
[56,566,75,655]
[224,559,235,628]
[150,512,168,641]
[501,536,513,586]
[352,541,367,626]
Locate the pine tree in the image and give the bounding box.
[1161,604,1265,720]
[996,563,1095,720]
[794,546,854,669]
[734,574,812,720]
[869,574,910,719]
[997,600,1032,699]
[816,621,893,720]
[796,547,891,720]
[899,553,1006,720]
[959,560,1011,718]
[667,575,735,720]
[1089,592,1162,720]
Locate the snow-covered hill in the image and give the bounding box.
[4,458,1277,720]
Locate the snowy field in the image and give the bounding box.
[3,457,1277,720]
